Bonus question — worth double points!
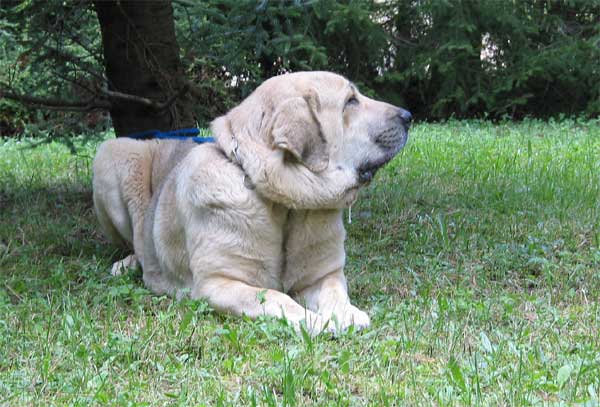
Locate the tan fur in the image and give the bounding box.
[93,71,409,335]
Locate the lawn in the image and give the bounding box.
[1,120,599,406]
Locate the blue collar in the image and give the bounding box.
[125,128,215,144]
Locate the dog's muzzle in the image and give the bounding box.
[359,108,411,184]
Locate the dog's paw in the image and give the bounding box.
[296,306,370,337]
[340,305,370,331]
[325,304,371,333]
[111,254,139,276]
[293,312,338,337]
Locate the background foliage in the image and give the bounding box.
[1,0,599,136]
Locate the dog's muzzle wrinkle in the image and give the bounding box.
[374,126,408,152]
[374,126,402,148]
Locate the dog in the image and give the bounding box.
[93,71,411,334]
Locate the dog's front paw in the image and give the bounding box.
[341,305,370,330]
[290,312,340,337]
[298,313,331,337]
[327,304,371,333]
[111,254,139,276]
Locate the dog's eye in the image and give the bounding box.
[345,96,359,109]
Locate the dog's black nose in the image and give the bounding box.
[397,108,412,127]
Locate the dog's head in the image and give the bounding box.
[211,71,411,209]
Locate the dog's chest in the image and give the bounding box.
[280,209,346,293]
[250,202,289,290]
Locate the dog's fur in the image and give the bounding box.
[93,71,410,334]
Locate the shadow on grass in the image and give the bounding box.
[1,185,129,288]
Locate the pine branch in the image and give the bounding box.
[43,48,106,82]
[97,83,190,111]
[1,83,189,113]
[0,88,111,112]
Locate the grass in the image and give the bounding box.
[1,119,599,406]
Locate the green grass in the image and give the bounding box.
[1,119,599,406]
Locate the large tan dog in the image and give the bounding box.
[93,71,411,334]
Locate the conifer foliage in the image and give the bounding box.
[0,0,598,136]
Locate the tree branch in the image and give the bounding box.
[157,83,190,110]
[388,34,418,48]
[0,88,111,112]
[52,71,97,96]
[68,34,104,63]
[1,82,189,113]
[172,0,196,7]
[43,48,106,82]
[98,83,189,111]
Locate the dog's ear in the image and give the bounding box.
[270,90,329,173]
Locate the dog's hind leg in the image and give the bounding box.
[93,139,153,275]
[124,180,151,272]
[111,254,139,276]
[108,207,146,276]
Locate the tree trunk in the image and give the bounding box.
[94,0,195,136]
